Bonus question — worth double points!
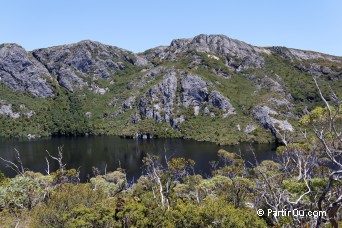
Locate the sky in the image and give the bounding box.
[1,1,341,56]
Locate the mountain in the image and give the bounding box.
[0,34,341,144]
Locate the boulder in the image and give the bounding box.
[252,106,293,135]
[209,90,235,116]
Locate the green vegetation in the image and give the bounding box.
[0,142,340,227]
[1,42,342,146]
[0,103,341,227]
[263,53,342,112]
[0,151,268,227]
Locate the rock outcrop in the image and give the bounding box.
[252,106,294,135]
[289,49,341,62]
[32,40,148,92]
[137,68,235,128]
[294,63,340,79]
[209,90,235,117]
[170,34,266,70]
[0,34,341,143]
[143,34,266,71]
[138,69,178,124]
[0,104,20,119]
[181,73,209,109]
[0,44,54,97]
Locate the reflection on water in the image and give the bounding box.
[0,136,277,182]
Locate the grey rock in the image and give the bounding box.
[295,63,324,76]
[134,55,149,66]
[252,106,277,131]
[260,76,283,93]
[270,117,294,132]
[154,111,162,122]
[0,104,20,119]
[141,46,170,63]
[32,40,141,92]
[170,34,265,70]
[329,72,342,81]
[181,73,208,107]
[252,106,293,135]
[237,124,241,131]
[321,66,332,74]
[111,110,124,118]
[247,75,285,96]
[170,115,185,129]
[272,46,293,62]
[57,67,87,92]
[88,83,109,95]
[27,134,40,140]
[0,44,54,97]
[142,34,266,71]
[268,98,291,107]
[209,90,235,115]
[212,69,231,79]
[289,49,341,62]
[122,96,136,110]
[139,69,178,123]
[23,110,35,118]
[85,112,92,118]
[194,106,200,116]
[131,112,141,124]
[244,124,257,134]
[108,97,119,107]
[127,67,163,91]
[204,107,210,115]
[138,68,236,126]
[94,87,108,95]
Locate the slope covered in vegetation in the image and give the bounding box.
[1,35,342,144]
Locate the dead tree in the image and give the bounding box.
[46,146,66,171]
[311,76,342,228]
[142,154,169,209]
[0,148,26,175]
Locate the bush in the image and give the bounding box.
[90,170,127,197]
[0,175,47,210]
[31,184,111,227]
[0,171,6,185]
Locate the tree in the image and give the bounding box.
[252,76,342,227]
[310,77,342,228]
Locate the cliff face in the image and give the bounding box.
[32,40,148,92]
[0,34,341,144]
[0,44,54,97]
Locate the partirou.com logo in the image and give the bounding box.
[257,209,326,218]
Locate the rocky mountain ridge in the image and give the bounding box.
[0,34,341,144]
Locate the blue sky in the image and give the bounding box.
[1,1,341,56]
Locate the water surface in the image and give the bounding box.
[0,136,277,181]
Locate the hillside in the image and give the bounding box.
[1,34,342,144]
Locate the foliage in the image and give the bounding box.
[0,146,340,227]
[0,171,6,185]
[51,169,80,185]
[31,183,110,227]
[0,175,48,210]
[90,170,127,197]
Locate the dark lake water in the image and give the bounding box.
[0,136,277,182]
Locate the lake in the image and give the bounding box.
[0,136,277,182]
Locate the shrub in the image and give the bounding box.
[90,170,127,197]
[0,175,47,210]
